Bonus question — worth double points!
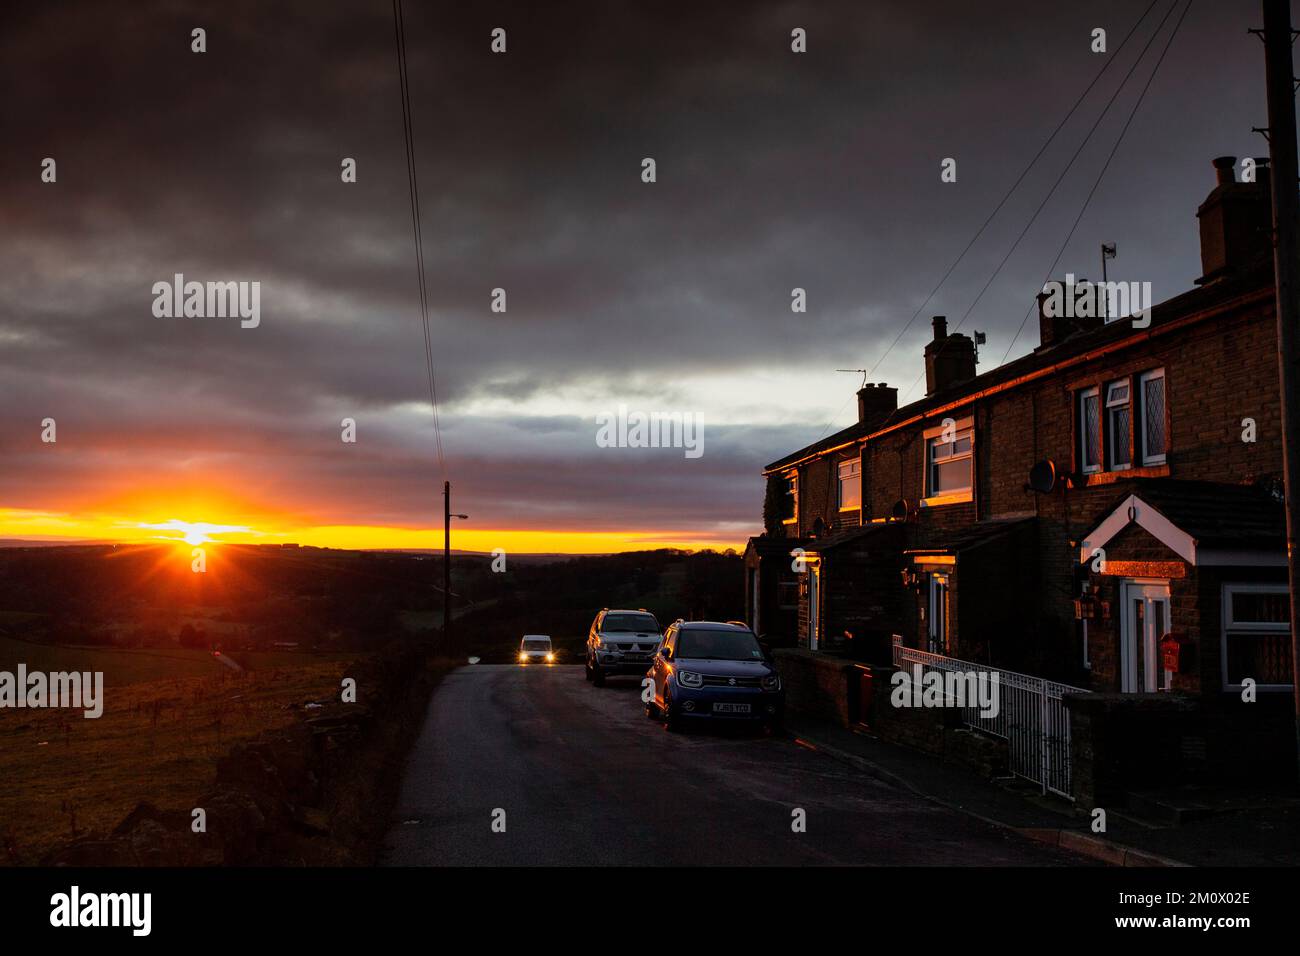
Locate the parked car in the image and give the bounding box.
[518,634,555,665]
[646,621,784,733]
[585,608,661,686]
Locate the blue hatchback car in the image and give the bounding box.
[646,621,784,732]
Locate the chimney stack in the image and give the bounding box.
[924,315,977,396]
[1196,155,1272,285]
[857,381,898,427]
[1037,278,1104,350]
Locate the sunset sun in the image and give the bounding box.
[137,519,253,547]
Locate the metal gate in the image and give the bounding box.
[892,636,1089,798]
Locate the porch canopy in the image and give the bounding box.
[1079,479,1285,569]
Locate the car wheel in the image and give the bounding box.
[664,689,682,733]
[592,663,606,687]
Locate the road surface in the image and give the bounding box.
[383,665,1085,866]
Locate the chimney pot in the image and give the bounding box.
[1212,156,1236,185]
[931,315,948,339]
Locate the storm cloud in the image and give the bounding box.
[0,0,1268,542]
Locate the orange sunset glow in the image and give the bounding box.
[0,506,743,554]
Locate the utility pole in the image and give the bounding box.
[1261,0,1300,771]
[442,480,468,654]
[444,480,451,649]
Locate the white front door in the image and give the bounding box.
[807,565,820,651]
[1120,580,1170,692]
[928,572,949,654]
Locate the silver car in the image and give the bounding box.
[585,608,661,686]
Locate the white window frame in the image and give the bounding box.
[1221,583,1292,692]
[837,456,861,512]
[1105,379,1132,471]
[1079,386,1101,474]
[1139,368,1167,466]
[923,416,973,504]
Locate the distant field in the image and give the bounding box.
[0,636,219,684]
[0,658,350,864]
[0,635,354,687]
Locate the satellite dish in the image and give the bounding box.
[891,498,914,521]
[1027,459,1057,494]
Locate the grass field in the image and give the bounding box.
[0,635,354,686]
[0,643,352,864]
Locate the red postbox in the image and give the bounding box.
[1160,631,1189,674]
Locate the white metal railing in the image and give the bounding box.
[891,636,1090,799]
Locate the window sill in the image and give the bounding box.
[1079,464,1169,487]
[838,505,861,513]
[920,491,973,508]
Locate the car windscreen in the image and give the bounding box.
[601,613,659,633]
[523,640,550,651]
[675,628,763,661]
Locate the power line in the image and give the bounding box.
[810,0,1165,439]
[997,0,1194,364]
[392,0,446,477]
[898,0,1187,402]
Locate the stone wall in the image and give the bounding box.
[44,643,452,866]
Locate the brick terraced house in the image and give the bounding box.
[745,158,1292,801]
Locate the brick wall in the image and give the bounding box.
[781,289,1283,687]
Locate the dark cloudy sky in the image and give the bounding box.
[0,0,1276,550]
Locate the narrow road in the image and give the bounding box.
[383,665,1086,866]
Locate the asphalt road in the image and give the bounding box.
[382,664,1085,866]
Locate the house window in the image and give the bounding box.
[1077,369,1166,473]
[781,473,798,524]
[1105,380,1131,470]
[1222,584,1292,690]
[1079,386,1101,473]
[926,419,973,498]
[838,457,861,511]
[1139,368,1166,465]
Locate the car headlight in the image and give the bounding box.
[762,673,782,691]
[545,653,554,662]
[519,652,529,662]
[677,670,703,688]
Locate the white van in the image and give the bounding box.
[518,634,554,665]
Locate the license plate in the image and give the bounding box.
[712,702,751,714]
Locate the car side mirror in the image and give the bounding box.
[759,641,774,662]
[662,647,673,661]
